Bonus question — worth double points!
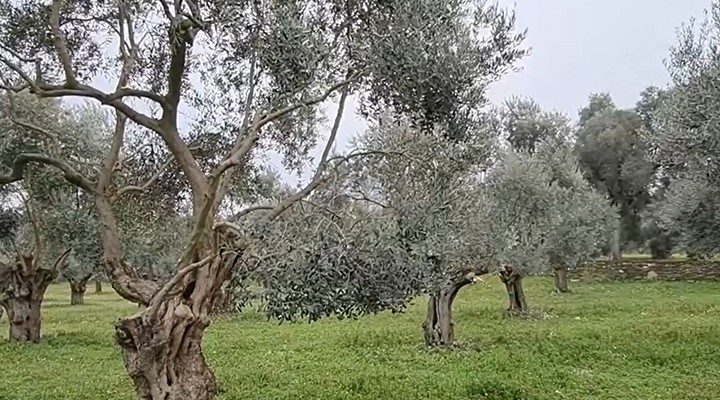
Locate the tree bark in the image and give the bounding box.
[609,223,621,261]
[5,295,43,343]
[4,295,43,343]
[115,252,236,400]
[95,279,103,293]
[499,266,527,313]
[553,267,569,293]
[0,252,68,343]
[422,269,484,347]
[69,276,91,305]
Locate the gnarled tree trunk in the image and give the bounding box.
[553,267,569,293]
[499,266,527,313]
[69,275,92,305]
[114,251,237,400]
[422,269,485,346]
[0,251,70,343]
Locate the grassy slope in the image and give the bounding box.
[1,279,719,400]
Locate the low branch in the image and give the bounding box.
[0,153,95,193]
[212,221,244,235]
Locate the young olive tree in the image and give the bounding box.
[0,0,525,398]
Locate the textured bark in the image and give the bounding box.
[499,266,527,313]
[0,251,68,343]
[69,275,92,305]
[95,279,103,293]
[422,292,454,346]
[422,269,486,346]
[5,296,42,343]
[553,267,569,293]
[115,252,236,400]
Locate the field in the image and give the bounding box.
[1,279,720,400]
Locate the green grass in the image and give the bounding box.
[1,279,720,400]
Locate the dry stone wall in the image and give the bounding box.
[568,259,720,282]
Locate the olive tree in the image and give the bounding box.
[495,99,615,292]
[0,0,525,397]
[485,143,615,309]
[645,2,720,257]
[0,92,98,341]
[346,117,499,346]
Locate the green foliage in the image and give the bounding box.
[484,144,614,273]
[3,280,720,399]
[574,93,656,249]
[647,1,720,258]
[497,96,572,154]
[359,0,527,141]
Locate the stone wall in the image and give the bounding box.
[568,259,720,282]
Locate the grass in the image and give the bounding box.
[1,279,720,400]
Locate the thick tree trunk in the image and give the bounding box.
[422,270,484,347]
[0,252,68,343]
[95,279,103,293]
[553,267,569,293]
[422,292,454,346]
[499,266,527,313]
[69,276,91,306]
[116,311,216,400]
[115,252,236,400]
[5,296,42,343]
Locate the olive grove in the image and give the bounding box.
[0,92,102,341]
[0,0,527,398]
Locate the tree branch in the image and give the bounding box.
[0,154,95,193]
[212,77,356,180]
[264,86,350,221]
[50,0,79,87]
[50,249,73,273]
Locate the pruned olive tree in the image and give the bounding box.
[0,0,526,397]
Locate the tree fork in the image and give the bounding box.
[499,266,527,313]
[69,275,92,305]
[422,270,484,346]
[0,251,70,343]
